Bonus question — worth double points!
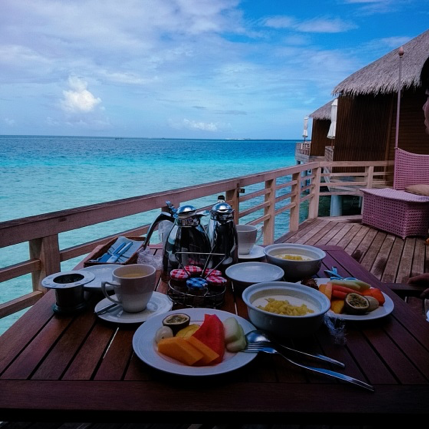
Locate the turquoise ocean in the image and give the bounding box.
[0,135,299,333]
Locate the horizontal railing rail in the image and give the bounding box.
[0,159,393,320]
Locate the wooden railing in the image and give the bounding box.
[0,159,393,320]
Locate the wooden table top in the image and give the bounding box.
[1,245,429,424]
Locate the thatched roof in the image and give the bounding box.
[333,29,429,96]
[310,100,335,120]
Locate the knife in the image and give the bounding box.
[106,241,133,263]
[96,242,127,263]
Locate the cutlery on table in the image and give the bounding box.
[94,242,127,263]
[324,266,356,281]
[241,343,374,392]
[95,303,120,315]
[105,241,133,263]
[245,329,345,368]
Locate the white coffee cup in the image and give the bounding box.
[236,224,263,255]
[101,264,156,313]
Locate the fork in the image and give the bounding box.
[245,329,345,368]
[242,344,374,392]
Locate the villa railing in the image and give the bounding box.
[0,159,393,319]
[295,142,311,157]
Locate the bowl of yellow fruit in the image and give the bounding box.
[263,243,326,282]
[242,281,330,338]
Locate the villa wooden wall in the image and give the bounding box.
[309,119,331,156]
[333,94,393,162]
[332,90,429,163]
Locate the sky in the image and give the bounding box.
[1,0,428,140]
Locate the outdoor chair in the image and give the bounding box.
[361,148,429,239]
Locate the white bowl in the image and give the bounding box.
[242,281,330,338]
[225,262,284,291]
[263,243,326,282]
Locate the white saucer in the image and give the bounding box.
[94,292,173,324]
[78,264,122,289]
[238,245,265,260]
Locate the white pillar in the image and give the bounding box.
[330,195,342,216]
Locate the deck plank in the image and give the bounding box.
[349,225,378,263]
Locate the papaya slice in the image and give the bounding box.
[157,337,203,366]
[187,336,220,365]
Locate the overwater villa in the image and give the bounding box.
[298,28,429,216]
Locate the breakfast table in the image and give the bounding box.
[1,244,429,424]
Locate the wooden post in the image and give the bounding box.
[226,183,240,224]
[29,235,61,292]
[263,179,276,244]
[290,172,301,231]
[308,166,321,219]
[366,165,374,188]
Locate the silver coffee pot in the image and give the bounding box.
[144,203,211,276]
[207,195,238,273]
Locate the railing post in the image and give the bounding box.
[308,166,321,219]
[290,172,301,231]
[263,179,276,244]
[29,235,61,292]
[366,165,374,188]
[226,184,240,224]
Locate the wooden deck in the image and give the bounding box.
[279,215,429,317]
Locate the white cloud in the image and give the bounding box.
[296,18,357,33]
[0,0,427,138]
[341,0,398,15]
[263,16,356,33]
[168,117,231,133]
[378,36,413,49]
[3,117,15,126]
[183,119,219,132]
[60,76,102,113]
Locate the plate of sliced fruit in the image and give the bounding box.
[132,308,257,376]
[310,278,394,321]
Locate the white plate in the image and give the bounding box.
[225,261,284,284]
[132,308,257,376]
[238,245,265,260]
[78,264,122,289]
[312,278,394,321]
[95,292,173,324]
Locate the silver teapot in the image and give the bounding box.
[207,195,238,273]
[144,203,211,276]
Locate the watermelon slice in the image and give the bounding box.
[192,314,225,364]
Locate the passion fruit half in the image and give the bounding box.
[344,293,370,315]
[162,313,191,334]
[365,296,380,312]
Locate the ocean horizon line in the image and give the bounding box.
[0,134,301,142]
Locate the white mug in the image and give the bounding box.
[101,264,156,313]
[236,224,263,255]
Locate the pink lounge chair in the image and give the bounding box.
[361,148,429,239]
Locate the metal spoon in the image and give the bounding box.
[245,329,345,368]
